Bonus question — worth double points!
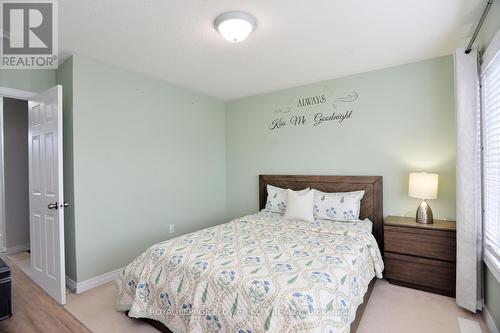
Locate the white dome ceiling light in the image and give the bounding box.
[214,11,256,43]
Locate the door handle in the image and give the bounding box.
[48,202,58,210]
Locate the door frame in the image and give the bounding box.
[0,87,36,252]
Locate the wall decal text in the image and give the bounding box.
[268,91,359,130]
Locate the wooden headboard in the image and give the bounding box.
[259,175,384,253]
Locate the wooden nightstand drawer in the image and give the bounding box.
[384,252,456,296]
[383,216,456,296]
[385,226,456,261]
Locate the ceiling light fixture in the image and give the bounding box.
[214,11,256,43]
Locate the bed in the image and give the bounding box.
[116,175,384,333]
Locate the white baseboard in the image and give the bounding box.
[484,306,499,333]
[66,268,122,294]
[5,243,30,254]
[65,276,77,292]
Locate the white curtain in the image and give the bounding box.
[454,48,483,312]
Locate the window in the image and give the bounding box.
[482,42,500,277]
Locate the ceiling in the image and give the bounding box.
[59,0,484,100]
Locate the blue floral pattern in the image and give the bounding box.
[150,248,165,263]
[168,255,183,271]
[274,263,294,272]
[180,303,192,322]
[191,261,209,279]
[198,244,215,252]
[265,245,280,253]
[343,210,355,221]
[159,292,171,310]
[292,250,310,258]
[205,314,222,332]
[136,282,150,303]
[265,200,272,210]
[217,270,236,290]
[243,256,261,265]
[264,185,291,214]
[127,280,136,292]
[179,238,194,246]
[248,280,271,304]
[288,292,314,320]
[277,201,286,212]
[217,248,235,257]
[326,207,337,219]
[313,205,319,217]
[313,189,364,221]
[116,211,384,333]
[322,255,344,265]
[310,271,333,284]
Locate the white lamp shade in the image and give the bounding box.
[214,12,256,43]
[409,172,438,199]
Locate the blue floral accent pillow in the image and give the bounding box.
[313,189,365,221]
[265,185,310,214]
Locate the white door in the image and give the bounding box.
[28,85,66,305]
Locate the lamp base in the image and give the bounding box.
[416,200,433,224]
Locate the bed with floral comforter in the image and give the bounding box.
[116,211,384,333]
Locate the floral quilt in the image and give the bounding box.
[116,211,384,333]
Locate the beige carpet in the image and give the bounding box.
[65,281,159,333]
[63,279,488,333]
[356,280,487,333]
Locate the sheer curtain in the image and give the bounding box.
[454,47,483,312]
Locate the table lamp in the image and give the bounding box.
[409,172,438,224]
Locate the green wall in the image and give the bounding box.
[1,58,228,283]
[0,69,56,92]
[485,266,500,329]
[226,56,456,221]
[478,1,500,329]
[62,55,227,281]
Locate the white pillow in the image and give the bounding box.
[313,189,365,221]
[284,189,315,223]
[265,185,309,214]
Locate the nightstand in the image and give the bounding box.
[384,215,456,297]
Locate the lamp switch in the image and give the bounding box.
[169,224,174,233]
